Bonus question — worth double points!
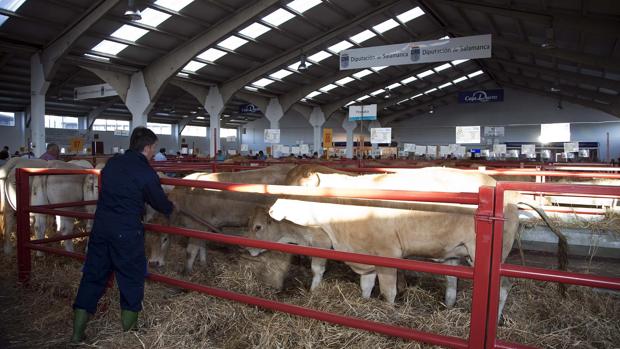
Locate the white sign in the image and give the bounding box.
[227,150,237,155]
[457,146,467,157]
[300,144,310,155]
[493,144,507,154]
[370,127,391,144]
[439,145,450,156]
[484,126,505,137]
[348,104,378,121]
[281,146,291,155]
[540,123,570,142]
[291,146,300,155]
[521,144,536,156]
[74,83,118,100]
[340,34,492,70]
[448,144,458,154]
[455,126,481,144]
[264,129,280,144]
[415,145,427,155]
[427,146,437,157]
[113,129,129,136]
[240,144,249,152]
[564,142,579,152]
[404,143,416,152]
[226,136,236,142]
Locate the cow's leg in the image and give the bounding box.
[376,267,398,303]
[310,257,327,291]
[57,216,75,252]
[444,259,459,308]
[497,277,513,325]
[184,238,203,274]
[33,213,48,257]
[199,245,207,265]
[3,209,15,255]
[360,272,376,299]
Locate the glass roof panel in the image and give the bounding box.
[155,0,194,11]
[197,48,227,62]
[357,95,371,101]
[451,59,469,65]
[92,40,128,55]
[417,70,435,78]
[319,84,338,92]
[308,50,331,63]
[386,82,402,89]
[0,0,25,24]
[218,36,248,50]
[434,63,452,72]
[424,88,437,94]
[327,40,353,53]
[350,30,376,44]
[468,70,484,78]
[239,22,271,39]
[438,82,452,89]
[401,75,417,84]
[453,76,468,83]
[370,89,385,96]
[287,0,321,13]
[353,69,372,78]
[263,8,295,27]
[269,69,293,79]
[136,8,171,27]
[253,78,274,87]
[183,60,206,72]
[373,19,399,34]
[396,7,424,23]
[110,25,149,42]
[335,76,354,85]
[306,91,321,98]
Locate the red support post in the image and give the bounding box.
[468,186,496,348]
[15,168,32,284]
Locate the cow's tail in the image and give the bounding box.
[518,201,568,296]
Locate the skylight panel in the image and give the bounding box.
[336,76,354,85]
[137,8,171,27]
[288,60,313,70]
[372,66,387,72]
[451,59,469,65]
[319,84,338,92]
[438,82,452,89]
[417,70,435,78]
[386,82,402,90]
[218,36,248,51]
[396,7,424,23]
[373,19,399,33]
[424,88,437,94]
[434,63,452,72]
[253,78,274,87]
[110,25,149,42]
[453,76,468,83]
[287,0,321,13]
[401,76,417,84]
[83,53,110,62]
[353,69,373,79]
[197,48,227,62]
[439,35,450,40]
[0,0,25,25]
[239,22,270,39]
[269,69,293,80]
[357,95,371,101]
[350,30,376,44]
[263,8,295,27]
[177,72,189,78]
[183,60,206,72]
[92,40,128,55]
[396,98,409,104]
[245,86,258,92]
[370,89,385,96]
[308,50,331,63]
[327,40,353,53]
[411,93,423,99]
[306,91,321,98]
[468,70,484,78]
[345,101,356,107]
[155,0,194,11]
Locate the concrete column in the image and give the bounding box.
[30,53,50,157]
[126,72,153,129]
[309,107,325,156]
[264,97,284,129]
[171,124,179,152]
[342,117,356,159]
[205,86,224,157]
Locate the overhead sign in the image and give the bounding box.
[370,127,391,144]
[348,104,377,121]
[540,123,570,143]
[340,34,491,70]
[240,104,259,113]
[564,142,579,152]
[74,83,117,100]
[459,89,504,104]
[455,126,481,144]
[264,129,280,144]
[114,129,129,136]
[322,128,333,146]
[484,126,505,137]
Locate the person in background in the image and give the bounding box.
[2,146,9,158]
[256,150,267,160]
[154,148,167,161]
[0,149,9,166]
[70,127,174,343]
[216,150,226,161]
[39,143,60,160]
[13,150,20,157]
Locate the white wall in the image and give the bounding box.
[391,88,620,161]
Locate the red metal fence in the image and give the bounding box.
[14,167,620,349]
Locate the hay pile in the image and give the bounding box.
[0,238,618,349]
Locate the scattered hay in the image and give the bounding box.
[0,239,618,349]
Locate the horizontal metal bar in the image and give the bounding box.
[19,168,100,175]
[497,182,620,198]
[31,200,97,209]
[25,243,86,260]
[28,207,94,220]
[147,273,469,349]
[500,264,620,290]
[145,223,475,279]
[29,232,90,244]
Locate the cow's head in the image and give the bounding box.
[246,208,277,256]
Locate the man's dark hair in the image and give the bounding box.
[47,143,59,151]
[129,127,158,152]
[0,150,8,160]
[159,148,166,153]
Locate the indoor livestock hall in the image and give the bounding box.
[0,0,619,348]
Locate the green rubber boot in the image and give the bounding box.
[121,310,139,331]
[70,308,89,344]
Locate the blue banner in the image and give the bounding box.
[240,104,259,113]
[458,89,504,103]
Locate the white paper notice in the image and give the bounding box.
[291,146,300,155]
[540,123,570,142]
[264,129,280,144]
[521,144,536,156]
[440,145,450,156]
[370,128,391,144]
[456,126,481,144]
[564,142,579,152]
[493,144,507,154]
[426,146,437,157]
[227,150,237,155]
[404,143,416,152]
[415,145,427,155]
[300,144,310,155]
[240,144,249,152]
[280,146,291,155]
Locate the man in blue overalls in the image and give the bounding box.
[71,127,174,343]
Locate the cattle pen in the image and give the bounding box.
[11,166,620,349]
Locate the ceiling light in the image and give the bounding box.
[308,50,331,63]
[428,105,435,114]
[468,70,484,78]
[550,86,561,92]
[373,19,399,33]
[417,70,435,78]
[335,76,354,85]
[353,69,372,78]
[384,88,391,99]
[434,63,452,72]
[401,76,417,84]
[298,53,308,71]
[124,0,142,21]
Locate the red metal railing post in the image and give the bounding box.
[468,185,496,348]
[16,168,32,284]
